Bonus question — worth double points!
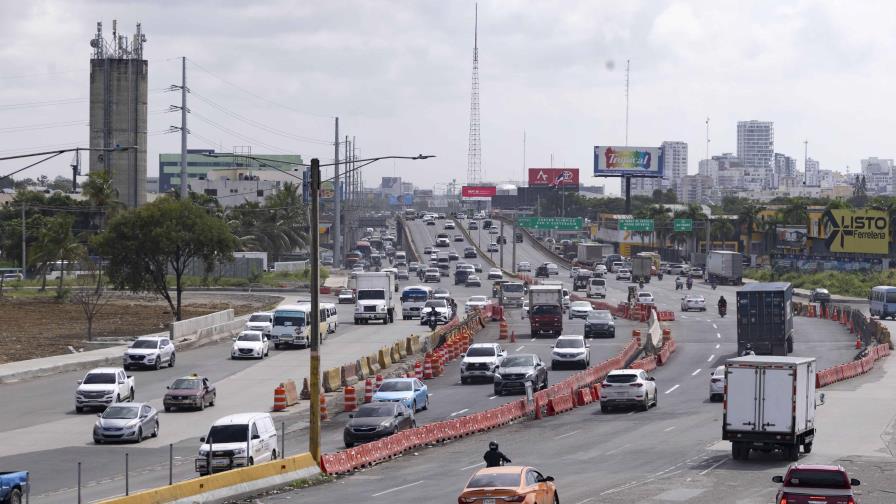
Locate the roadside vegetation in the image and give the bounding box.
[743,268,896,299]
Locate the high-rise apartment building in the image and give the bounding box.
[676,175,713,204]
[804,158,820,187]
[773,153,797,188]
[737,121,774,191]
[629,141,688,196]
[861,157,894,194]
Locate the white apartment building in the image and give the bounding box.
[737,121,774,190]
[628,141,687,196]
[676,174,713,204]
[861,157,894,194]
[804,158,820,187]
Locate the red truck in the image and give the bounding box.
[528,285,563,337]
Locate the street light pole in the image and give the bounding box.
[333,118,341,269]
[308,158,322,463]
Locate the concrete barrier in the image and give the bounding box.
[97,452,320,504]
[195,319,246,343]
[356,358,370,380]
[378,347,393,369]
[406,335,420,356]
[323,367,342,393]
[283,379,300,406]
[170,309,234,339]
[367,354,381,374]
[341,363,359,387]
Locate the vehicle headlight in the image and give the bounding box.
[378,305,386,312]
[355,306,363,313]
[525,372,536,379]
[126,419,140,428]
[199,449,209,457]
[494,374,503,381]
[233,447,247,455]
[94,421,101,429]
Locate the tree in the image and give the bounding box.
[29,214,85,296]
[94,197,238,321]
[736,202,764,256]
[71,259,110,341]
[780,198,809,226]
[81,171,122,230]
[228,182,308,262]
[711,219,735,243]
[48,176,74,192]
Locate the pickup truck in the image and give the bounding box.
[75,367,135,413]
[0,471,28,504]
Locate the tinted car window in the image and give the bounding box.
[249,314,271,322]
[84,373,116,384]
[606,374,638,384]
[237,333,262,342]
[207,424,248,443]
[587,311,612,321]
[466,346,496,357]
[131,340,159,349]
[467,473,521,489]
[355,404,396,418]
[102,406,139,419]
[786,469,850,489]
[531,305,560,316]
[503,356,536,367]
[171,378,202,390]
[556,339,584,348]
[378,381,412,392]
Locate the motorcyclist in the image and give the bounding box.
[718,296,727,317]
[638,280,645,290]
[741,343,756,357]
[657,271,664,281]
[483,441,512,468]
[426,308,438,330]
[711,278,718,290]
[686,277,693,290]
[675,276,683,291]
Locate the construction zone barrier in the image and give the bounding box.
[272,384,287,412]
[657,337,677,366]
[816,344,891,388]
[630,356,658,372]
[344,386,357,412]
[656,310,675,322]
[341,363,359,387]
[322,367,342,393]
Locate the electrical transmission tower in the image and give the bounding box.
[466,4,482,184]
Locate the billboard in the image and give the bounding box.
[775,226,808,249]
[461,186,497,199]
[593,146,663,177]
[528,168,580,187]
[822,209,890,254]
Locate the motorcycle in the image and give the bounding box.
[718,304,727,318]
[686,278,693,290]
[657,272,664,281]
[425,310,439,330]
[675,278,683,291]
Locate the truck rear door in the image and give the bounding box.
[759,367,795,433]
[725,366,759,432]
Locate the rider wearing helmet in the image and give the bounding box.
[742,343,756,356]
[484,441,512,467]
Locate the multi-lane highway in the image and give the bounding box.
[3,214,882,503]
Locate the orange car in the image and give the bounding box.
[458,465,558,504]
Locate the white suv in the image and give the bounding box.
[460,343,506,384]
[123,336,176,370]
[600,369,657,412]
[550,335,590,369]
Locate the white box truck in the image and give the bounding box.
[723,356,817,461]
[353,272,396,324]
[707,250,743,285]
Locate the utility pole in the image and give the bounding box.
[511,226,517,274]
[623,59,631,214]
[333,118,341,268]
[21,203,26,280]
[179,57,188,198]
[499,221,505,270]
[308,158,322,463]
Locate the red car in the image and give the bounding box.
[773,464,860,504]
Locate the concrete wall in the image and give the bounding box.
[170,309,233,339]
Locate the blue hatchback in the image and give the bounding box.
[372,378,429,412]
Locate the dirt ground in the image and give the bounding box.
[0,292,282,364]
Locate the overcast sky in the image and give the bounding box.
[2,0,895,195]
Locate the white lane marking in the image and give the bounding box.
[663,426,676,432]
[531,338,536,342]
[489,395,498,400]
[717,332,721,338]
[665,384,680,394]
[460,462,485,471]
[371,480,424,497]
[713,324,718,329]
[691,368,702,376]
[575,499,595,504]
[698,459,727,476]
[604,443,631,455]
[708,354,715,362]
[450,408,469,417]
[715,344,720,349]
[515,345,525,351]
[554,429,581,440]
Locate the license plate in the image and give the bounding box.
[483,499,495,504]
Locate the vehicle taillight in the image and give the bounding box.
[504,496,526,503]
[778,496,787,504]
[711,378,722,383]
[630,383,644,387]
[847,498,855,504]
[457,498,476,504]
[601,383,611,387]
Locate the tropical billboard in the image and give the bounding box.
[593,146,663,177]
[822,209,890,254]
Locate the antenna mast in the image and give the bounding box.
[624,59,630,146]
[466,4,482,184]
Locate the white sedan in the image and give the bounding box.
[487,268,503,280]
[521,300,529,319]
[709,365,725,402]
[568,267,580,279]
[517,261,531,272]
[231,330,269,359]
[568,300,594,320]
[465,295,489,313]
[546,263,559,275]
[636,292,655,305]
[593,264,607,276]
[487,242,499,252]
[681,295,706,312]
[616,269,632,281]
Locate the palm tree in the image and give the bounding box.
[780,198,809,226]
[228,183,309,263]
[711,219,735,244]
[736,203,764,256]
[869,196,896,249]
[81,171,122,231]
[30,214,86,297]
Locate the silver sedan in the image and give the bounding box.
[93,402,159,444]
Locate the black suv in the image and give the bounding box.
[493,354,548,395]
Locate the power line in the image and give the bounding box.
[190,111,295,154]
[0,120,89,135]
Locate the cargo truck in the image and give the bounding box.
[528,284,563,337]
[707,250,744,285]
[736,282,793,355]
[499,282,526,308]
[353,272,396,324]
[630,257,653,284]
[723,355,817,461]
[576,243,613,268]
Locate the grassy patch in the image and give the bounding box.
[743,268,896,298]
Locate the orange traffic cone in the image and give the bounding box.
[855,337,862,349]
[510,331,516,343]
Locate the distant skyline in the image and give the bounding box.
[2,1,894,195]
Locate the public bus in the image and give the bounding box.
[355,241,372,258]
[869,286,896,320]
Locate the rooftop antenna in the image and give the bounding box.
[624,59,630,146]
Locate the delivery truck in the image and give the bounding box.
[353,272,396,324]
[576,243,613,268]
[723,355,817,461]
[736,282,793,355]
[528,284,563,337]
[707,250,744,285]
[630,257,653,284]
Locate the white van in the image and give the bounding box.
[296,302,339,334]
[195,412,279,475]
[587,278,607,299]
[270,304,328,349]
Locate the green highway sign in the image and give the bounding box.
[517,217,583,230]
[673,219,693,232]
[618,218,654,232]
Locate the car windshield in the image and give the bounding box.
[434,289,448,295]
[606,374,638,384]
[785,469,850,489]
[355,404,396,418]
[274,311,304,327]
[587,311,611,321]
[468,296,487,303]
[888,292,896,304]
[531,305,560,316]
[401,290,428,302]
[83,373,116,384]
[638,293,652,298]
[378,381,413,392]
[357,290,385,300]
[102,406,139,419]
[467,472,521,488]
[502,284,524,293]
[466,346,496,357]
[425,300,447,308]
[503,356,535,367]
[248,314,271,323]
[571,302,591,309]
[556,338,584,349]
[170,378,202,390]
[339,290,353,296]
[206,424,248,444]
[237,332,262,342]
[131,340,158,349]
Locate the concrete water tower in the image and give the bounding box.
[88,20,148,207]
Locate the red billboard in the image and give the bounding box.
[461,186,497,198]
[528,168,580,187]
